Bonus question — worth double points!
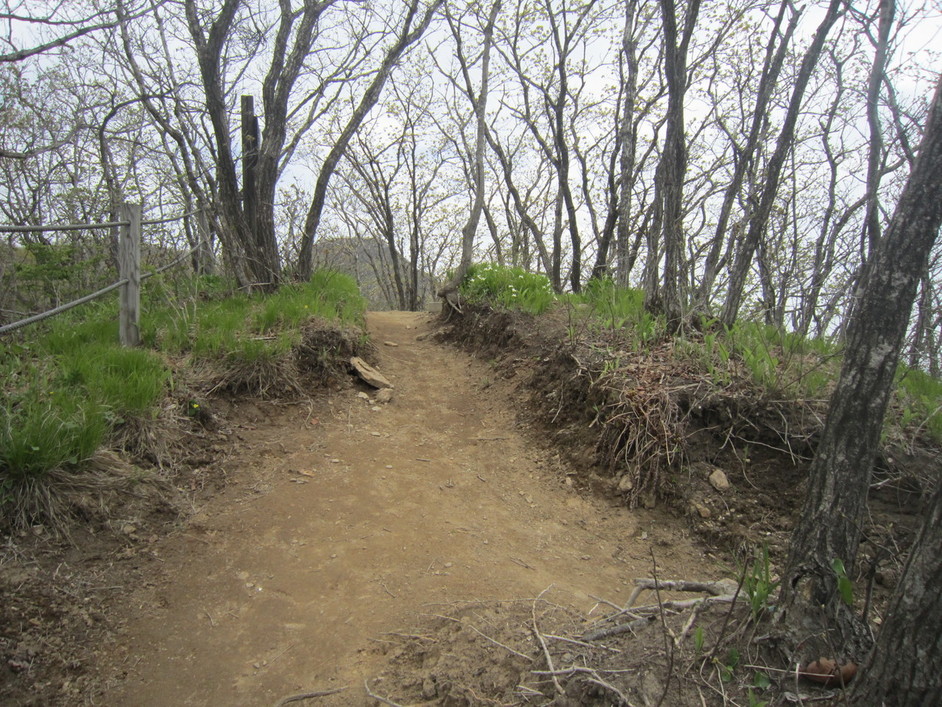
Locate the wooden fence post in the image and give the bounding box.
[241,95,258,235]
[119,202,142,347]
[196,207,215,275]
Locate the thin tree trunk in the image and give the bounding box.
[721,0,845,327]
[298,0,442,280]
[614,0,639,288]
[656,0,700,329]
[696,0,798,309]
[780,72,942,655]
[861,0,895,259]
[437,0,500,301]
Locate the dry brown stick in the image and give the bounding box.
[706,564,747,665]
[631,594,736,613]
[465,622,533,661]
[364,679,408,706]
[583,615,656,641]
[545,633,622,653]
[532,586,564,695]
[632,578,735,595]
[651,550,674,707]
[532,666,636,676]
[273,687,346,707]
[585,675,631,705]
[588,593,623,611]
[679,597,714,644]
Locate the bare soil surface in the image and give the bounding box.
[87,311,715,705]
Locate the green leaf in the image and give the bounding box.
[832,558,855,606]
[753,671,771,689]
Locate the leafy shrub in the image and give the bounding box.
[896,367,942,443]
[460,263,555,314]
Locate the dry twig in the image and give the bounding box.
[272,686,346,707]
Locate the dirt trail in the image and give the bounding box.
[96,311,711,705]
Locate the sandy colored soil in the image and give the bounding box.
[93,311,714,705]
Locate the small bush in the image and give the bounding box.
[1,268,368,530]
[896,367,942,443]
[460,263,555,314]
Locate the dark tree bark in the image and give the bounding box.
[720,0,845,327]
[655,0,700,329]
[850,479,942,704]
[184,0,256,287]
[780,72,942,657]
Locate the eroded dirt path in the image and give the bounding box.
[96,311,712,705]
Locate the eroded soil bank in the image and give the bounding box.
[84,311,714,705]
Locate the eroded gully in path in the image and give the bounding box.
[95,311,712,705]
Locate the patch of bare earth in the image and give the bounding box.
[66,311,711,705]
[4,308,934,705]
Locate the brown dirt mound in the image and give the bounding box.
[437,302,939,580]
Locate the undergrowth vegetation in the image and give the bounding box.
[0,269,366,533]
[459,262,556,314]
[458,264,941,445]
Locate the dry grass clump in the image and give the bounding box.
[1,451,175,538]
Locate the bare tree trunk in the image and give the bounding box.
[779,72,942,657]
[849,477,942,705]
[594,0,637,284]
[486,132,553,277]
[721,0,845,327]
[183,0,256,288]
[656,0,700,329]
[437,0,500,303]
[298,0,443,280]
[696,0,798,309]
[861,0,895,259]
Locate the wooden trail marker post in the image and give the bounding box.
[119,202,142,347]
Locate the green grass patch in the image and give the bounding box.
[460,263,555,315]
[569,278,664,346]
[896,367,942,443]
[1,269,368,525]
[1,376,108,480]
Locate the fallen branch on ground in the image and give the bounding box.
[272,687,346,707]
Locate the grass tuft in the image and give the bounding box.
[1,268,368,532]
[460,263,555,315]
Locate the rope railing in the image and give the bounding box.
[0,204,207,344]
[142,207,201,227]
[0,279,128,335]
[0,220,128,233]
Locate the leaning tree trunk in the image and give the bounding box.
[720,0,844,328]
[848,479,942,704]
[437,0,500,304]
[656,0,700,330]
[297,0,442,281]
[779,71,942,657]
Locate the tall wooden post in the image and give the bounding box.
[119,202,141,347]
[241,95,259,240]
[196,207,215,275]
